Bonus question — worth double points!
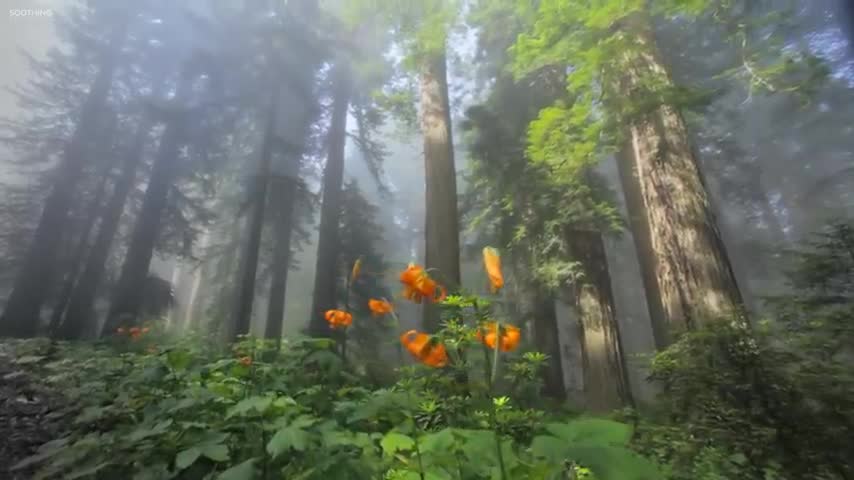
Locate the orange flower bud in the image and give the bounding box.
[482,247,504,293]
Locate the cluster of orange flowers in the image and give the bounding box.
[477,322,521,352]
[399,264,446,303]
[116,326,150,340]
[322,247,518,368]
[325,309,353,329]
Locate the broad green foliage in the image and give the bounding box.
[632,222,854,479]
[9,293,665,479]
[461,71,621,291]
[509,0,829,175]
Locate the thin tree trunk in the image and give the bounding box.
[48,162,113,336]
[308,62,351,337]
[421,49,460,333]
[183,230,210,329]
[570,230,632,412]
[615,17,744,338]
[208,216,247,334]
[60,117,154,339]
[227,86,279,342]
[530,288,566,400]
[0,20,129,337]
[104,74,195,333]
[264,178,297,342]
[164,262,182,329]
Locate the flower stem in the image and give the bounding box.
[479,321,509,480]
[407,408,426,480]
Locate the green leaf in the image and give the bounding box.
[166,349,192,370]
[419,428,456,454]
[176,448,201,470]
[10,444,64,471]
[226,396,273,418]
[126,419,173,442]
[381,432,416,456]
[544,418,632,446]
[75,405,108,424]
[200,444,230,462]
[216,458,257,480]
[267,426,310,457]
[64,461,113,479]
[15,355,46,365]
[530,436,662,480]
[10,437,69,470]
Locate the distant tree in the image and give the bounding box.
[227,0,326,342]
[0,1,138,337]
[309,1,392,338]
[379,0,462,332]
[337,180,393,380]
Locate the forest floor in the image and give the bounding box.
[0,342,71,480]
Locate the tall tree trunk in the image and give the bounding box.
[0,21,128,337]
[48,162,113,336]
[308,62,351,337]
[529,289,566,400]
[104,74,195,333]
[264,178,297,341]
[60,117,153,339]
[569,230,632,412]
[183,230,210,329]
[615,18,744,339]
[227,87,279,342]
[421,49,460,333]
[616,147,670,348]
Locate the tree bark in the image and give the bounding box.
[0,20,128,337]
[48,161,113,336]
[104,73,196,333]
[60,117,154,339]
[615,19,744,338]
[530,289,566,400]
[569,230,632,412]
[421,49,460,333]
[264,178,297,342]
[308,62,351,337]
[227,86,279,342]
[182,229,210,329]
[616,147,670,348]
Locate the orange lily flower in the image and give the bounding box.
[325,309,353,329]
[399,263,446,304]
[482,247,504,293]
[238,356,253,367]
[400,330,448,368]
[350,257,362,285]
[477,322,521,352]
[368,298,393,316]
[141,327,150,334]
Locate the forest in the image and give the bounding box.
[0,0,853,479]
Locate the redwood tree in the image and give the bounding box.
[0,8,132,337]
